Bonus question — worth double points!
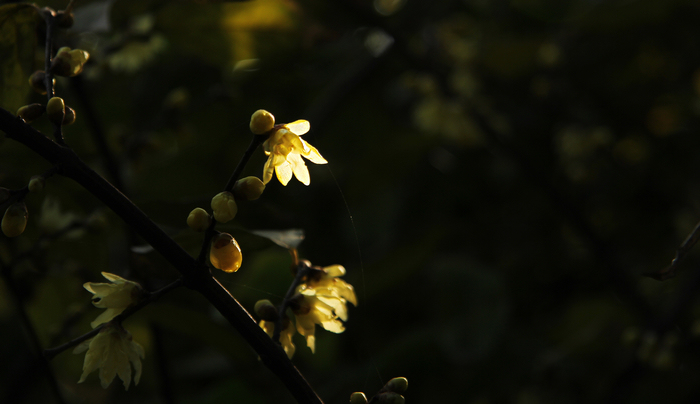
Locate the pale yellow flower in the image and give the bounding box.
[262,120,327,186]
[84,272,143,328]
[259,319,296,359]
[73,323,144,390]
[293,265,357,352]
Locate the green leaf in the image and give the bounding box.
[0,4,40,112]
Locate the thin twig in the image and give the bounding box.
[646,219,700,281]
[273,261,309,343]
[41,8,65,146]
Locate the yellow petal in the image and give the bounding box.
[275,161,293,186]
[263,155,275,184]
[289,153,310,185]
[285,120,310,135]
[300,140,328,164]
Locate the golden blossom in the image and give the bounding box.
[293,265,357,353]
[84,272,142,328]
[259,319,296,359]
[73,323,144,390]
[262,120,327,186]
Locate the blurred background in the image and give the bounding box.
[3,0,700,402]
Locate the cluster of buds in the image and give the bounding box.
[350,377,408,404]
[186,176,266,273]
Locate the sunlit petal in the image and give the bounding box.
[285,120,310,135]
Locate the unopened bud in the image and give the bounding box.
[46,97,65,125]
[62,106,76,126]
[186,207,211,232]
[55,11,74,28]
[16,104,45,123]
[254,299,279,321]
[28,71,48,95]
[250,109,275,134]
[233,176,265,201]
[350,392,368,404]
[2,202,28,238]
[211,191,237,223]
[209,233,242,273]
[376,392,405,404]
[28,176,44,193]
[50,48,89,77]
[385,377,408,394]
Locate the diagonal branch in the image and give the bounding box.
[0,107,323,404]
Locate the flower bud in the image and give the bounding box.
[350,392,368,404]
[16,104,45,123]
[385,377,408,394]
[250,109,275,134]
[209,233,242,273]
[254,299,279,321]
[2,202,28,238]
[50,47,89,77]
[28,176,44,193]
[62,106,76,126]
[186,207,211,232]
[28,71,50,95]
[46,97,65,125]
[211,191,237,223]
[375,392,405,404]
[233,176,265,201]
[55,10,74,28]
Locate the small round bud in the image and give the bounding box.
[233,176,265,201]
[28,176,44,193]
[55,11,74,28]
[46,97,65,125]
[0,188,10,204]
[254,299,279,321]
[376,392,405,404]
[250,109,275,134]
[350,392,368,404]
[67,49,90,76]
[385,377,408,394]
[2,202,28,238]
[49,51,72,77]
[187,207,211,232]
[16,104,45,123]
[211,191,237,223]
[209,233,243,273]
[62,106,76,126]
[28,71,47,95]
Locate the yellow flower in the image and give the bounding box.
[293,265,357,353]
[84,272,143,329]
[262,120,327,186]
[259,319,296,359]
[73,323,144,390]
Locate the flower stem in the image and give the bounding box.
[273,261,309,343]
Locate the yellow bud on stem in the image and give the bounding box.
[209,233,242,273]
[16,104,45,123]
[254,299,279,321]
[186,208,211,232]
[28,176,44,193]
[47,97,65,126]
[2,202,28,238]
[28,71,48,95]
[350,392,368,404]
[233,176,265,201]
[211,191,237,223]
[62,106,76,126]
[250,109,275,134]
[385,377,408,394]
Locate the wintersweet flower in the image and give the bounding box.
[73,323,144,390]
[259,319,296,359]
[262,119,328,186]
[84,272,143,328]
[293,265,357,352]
